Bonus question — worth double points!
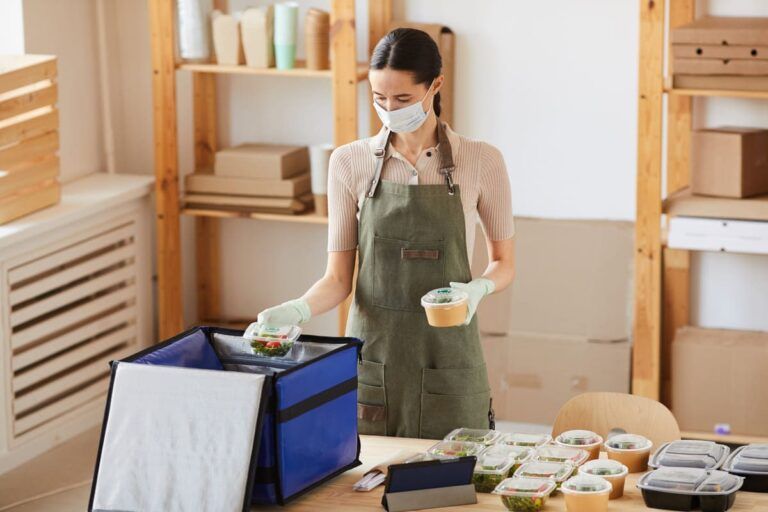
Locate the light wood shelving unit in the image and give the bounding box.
[635,0,768,444]
[148,0,393,339]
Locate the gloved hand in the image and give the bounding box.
[449,278,495,326]
[246,298,312,336]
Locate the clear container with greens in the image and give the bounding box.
[492,477,556,512]
[472,445,533,493]
[500,432,552,448]
[427,440,484,460]
[514,460,575,489]
[444,427,500,446]
[533,445,589,466]
[244,324,302,357]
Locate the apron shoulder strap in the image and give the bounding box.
[367,128,391,198]
[437,122,456,195]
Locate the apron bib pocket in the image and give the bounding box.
[419,365,492,439]
[358,360,387,435]
[372,236,445,312]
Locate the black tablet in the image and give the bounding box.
[381,455,476,510]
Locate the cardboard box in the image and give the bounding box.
[664,187,768,221]
[672,44,768,60]
[185,172,310,198]
[215,143,309,179]
[471,218,634,339]
[671,326,768,437]
[673,58,768,76]
[692,128,768,198]
[482,332,631,425]
[673,74,768,92]
[668,216,768,255]
[671,16,768,46]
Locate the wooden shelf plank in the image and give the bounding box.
[664,188,768,222]
[682,430,768,446]
[181,206,329,225]
[178,61,369,82]
[666,86,768,100]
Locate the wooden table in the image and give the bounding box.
[257,435,768,511]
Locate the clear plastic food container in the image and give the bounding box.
[604,433,653,473]
[555,430,604,461]
[500,432,552,448]
[420,287,468,327]
[637,468,743,512]
[650,440,730,470]
[244,324,302,357]
[722,443,768,492]
[579,459,628,499]
[403,452,432,464]
[445,427,500,446]
[561,474,612,512]
[492,477,557,512]
[514,461,575,489]
[427,440,484,460]
[533,445,589,466]
[472,445,533,493]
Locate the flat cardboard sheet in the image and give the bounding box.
[671,16,768,46]
[90,363,267,512]
[672,326,768,436]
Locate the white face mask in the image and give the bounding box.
[373,84,433,133]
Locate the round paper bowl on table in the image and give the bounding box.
[561,474,612,512]
[555,430,604,461]
[579,459,629,499]
[420,287,468,327]
[604,433,653,473]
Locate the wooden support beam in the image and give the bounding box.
[367,0,393,135]
[661,247,690,405]
[667,0,695,196]
[148,0,183,339]
[193,72,221,322]
[632,0,666,400]
[332,0,359,335]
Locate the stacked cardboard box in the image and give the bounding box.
[184,143,313,214]
[672,17,768,91]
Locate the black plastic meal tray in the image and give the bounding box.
[732,472,768,493]
[640,489,738,512]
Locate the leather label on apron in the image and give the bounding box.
[358,403,386,422]
[401,248,440,260]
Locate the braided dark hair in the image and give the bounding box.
[370,28,443,117]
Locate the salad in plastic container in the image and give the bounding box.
[427,440,484,460]
[500,432,552,448]
[514,461,575,489]
[492,477,556,512]
[445,427,500,446]
[533,445,589,466]
[244,324,301,357]
[472,444,533,493]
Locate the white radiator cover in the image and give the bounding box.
[0,176,153,472]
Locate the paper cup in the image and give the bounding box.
[275,44,296,69]
[309,144,334,195]
[274,2,298,45]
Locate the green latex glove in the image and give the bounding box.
[250,298,312,332]
[449,278,495,326]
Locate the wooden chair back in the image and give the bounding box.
[551,392,681,450]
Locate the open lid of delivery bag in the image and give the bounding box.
[88,361,271,512]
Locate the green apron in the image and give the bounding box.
[347,122,494,439]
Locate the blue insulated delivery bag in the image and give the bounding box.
[89,326,362,510]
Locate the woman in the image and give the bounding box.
[252,28,515,439]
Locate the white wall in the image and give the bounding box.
[0,0,24,54]
[22,0,105,183]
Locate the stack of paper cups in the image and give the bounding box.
[305,8,330,70]
[274,2,299,69]
[310,144,334,216]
